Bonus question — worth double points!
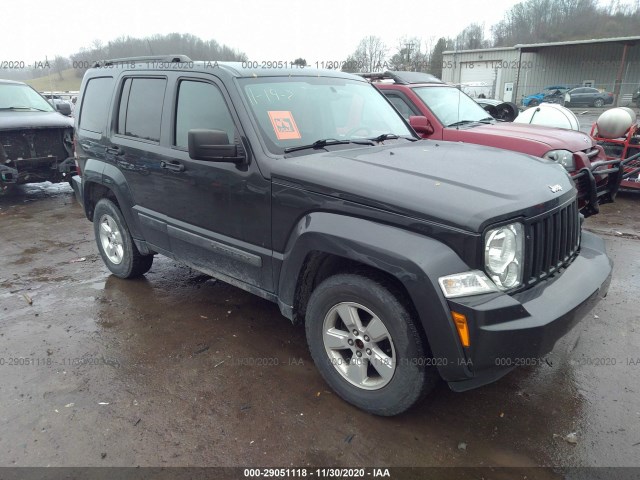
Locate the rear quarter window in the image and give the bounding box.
[79,77,114,134]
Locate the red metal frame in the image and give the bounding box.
[590,123,640,191]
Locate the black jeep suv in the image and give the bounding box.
[72,56,612,415]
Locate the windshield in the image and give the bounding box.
[239,77,413,155]
[413,86,492,127]
[0,83,55,112]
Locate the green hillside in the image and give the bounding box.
[25,68,82,92]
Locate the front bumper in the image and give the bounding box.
[573,157,624,217]
[0,156,75,185]
[446,230,612,392]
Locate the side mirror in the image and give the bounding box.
[56,102,72,116]
[188,129,244,164]
[409,116,434,136]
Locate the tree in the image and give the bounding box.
[388,37,430,72]
[52,56,70,80]
[69,33,248,78]
[341,36,389,73]
[428,37,453,79]
[489,0,639,46]
[455,23,490,50]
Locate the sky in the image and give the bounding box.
[3,0,637,65]
[2,0,536,64]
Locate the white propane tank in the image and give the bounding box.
[596,107,636,138]
[514,103,580,130]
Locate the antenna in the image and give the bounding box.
[455,45,461,130]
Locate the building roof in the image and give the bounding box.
[444,35,640,55]
[443,46,516,55]
[516,35,640,52]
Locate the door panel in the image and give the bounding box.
[110,75,272,291]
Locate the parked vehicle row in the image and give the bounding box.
[70,56,612,416]
[360,71,623,217]
[522,85,616,108]
[522,85,576,107]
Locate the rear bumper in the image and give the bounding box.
[445,231,612,392]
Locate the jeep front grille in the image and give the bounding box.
[523,199,581,286]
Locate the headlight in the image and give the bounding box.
[484,222,524,290]
[543,150,575,172]
[438,271,498,298]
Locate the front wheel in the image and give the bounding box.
[305,273,438,416]
[93,198,153,278]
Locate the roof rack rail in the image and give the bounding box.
[359,71,443,85]
[94,55,192,68]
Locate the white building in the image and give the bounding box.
[441,36,640,105]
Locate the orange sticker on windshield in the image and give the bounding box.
[268,111,301,140]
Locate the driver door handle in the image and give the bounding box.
[160,160,185,172]
[105,145,124,156]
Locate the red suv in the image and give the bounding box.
[363,71,623,217]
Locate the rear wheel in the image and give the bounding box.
[593,98,605,108]
[529,99,539,107]
[93,198,153,278]
[305,273,438,416]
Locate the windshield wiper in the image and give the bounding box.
[0,106,49,112]
[448,120,475,127]
[367,133,417,142]
[369,133,399,142]
[448,119,493,127]
[284,138,374,154]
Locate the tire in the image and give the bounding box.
[529,99,539,107]
[593,98,605,108]
[93,198,153,278]
[305,273,438,416]
[494,102,519,122]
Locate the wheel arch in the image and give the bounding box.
[276,212,471,380]
[81,162,143,240]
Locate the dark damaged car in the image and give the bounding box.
[0,79,75,193]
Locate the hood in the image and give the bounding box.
[271,140,575,232]
[0,110,74,130]
[443,122,594,157]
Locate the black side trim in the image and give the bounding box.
[167,225,262,268]
[138,213,168,233]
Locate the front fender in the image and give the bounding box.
[277,212,473,381]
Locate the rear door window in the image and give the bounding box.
[117,77,167,143]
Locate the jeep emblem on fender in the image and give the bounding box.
[549,184,563,193]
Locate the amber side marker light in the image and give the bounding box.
[452,312,470,347]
